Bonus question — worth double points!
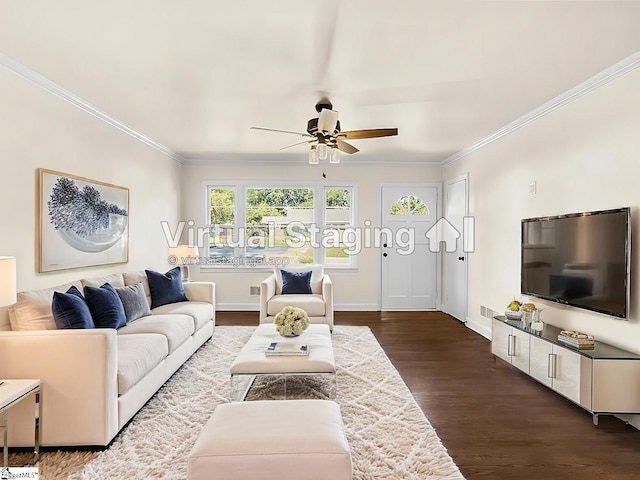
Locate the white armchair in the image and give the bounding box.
[260,265,334,331]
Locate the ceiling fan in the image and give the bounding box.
[250,98,398,164]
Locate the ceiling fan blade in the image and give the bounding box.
[279,139,316,151]
[339,128,398,140]
[336,139,359,154]
[250,126,314,138]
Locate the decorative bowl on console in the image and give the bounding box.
[504,310,523,320]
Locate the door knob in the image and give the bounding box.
[458,256,465,261]
[383,253,388,257]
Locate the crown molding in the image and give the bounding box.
[181,152,443,167]
[0,52,184,164]
[441,51,640,167]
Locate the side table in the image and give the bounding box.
[0,379,41,467]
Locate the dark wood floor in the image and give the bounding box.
[218,310,640,480]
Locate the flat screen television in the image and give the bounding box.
[521,207,630,319]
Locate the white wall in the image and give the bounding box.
[443,67,640,354]
[0,68,182,327]
[181,162,442,309]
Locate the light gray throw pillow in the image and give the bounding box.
[116,282,152,323]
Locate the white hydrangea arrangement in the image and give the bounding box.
[274,306,310,337]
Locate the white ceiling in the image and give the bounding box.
[2,0,640,164]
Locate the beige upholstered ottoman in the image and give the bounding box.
[188,399,352,480]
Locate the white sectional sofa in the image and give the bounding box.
[0,270,215,447]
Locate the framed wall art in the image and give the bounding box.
[38,168,129,272]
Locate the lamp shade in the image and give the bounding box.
[0,256,17,307]
[169,245,199,264]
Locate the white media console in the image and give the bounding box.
[491,316,640,425]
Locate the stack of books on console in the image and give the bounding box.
[557,330,595,349]
[265,341,309,356]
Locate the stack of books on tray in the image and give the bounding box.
[557,330,595,349]
[265,341,309,356]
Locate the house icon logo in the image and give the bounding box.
[425,217,475,253]
[1,468,10,480]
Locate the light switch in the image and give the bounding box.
[529,181,537,194]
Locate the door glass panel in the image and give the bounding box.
[390,195,429,216]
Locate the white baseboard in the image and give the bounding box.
[216,303,379,311]
[217,303,258,311]
[336,303,379,311]
[465,317,491,340]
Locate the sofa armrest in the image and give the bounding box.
[0,329,119,446]
[184,281,215,305]
[260,275,277,323]
[322,274,334,331]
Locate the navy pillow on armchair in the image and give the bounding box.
[281,270,313,294]
[52,286,95,329]
[146,267,189,308]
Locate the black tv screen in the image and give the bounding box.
[521,207,630,319]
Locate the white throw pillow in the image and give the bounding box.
[11,281,84,331]
[274,265,324,295]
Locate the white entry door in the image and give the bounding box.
[381,185,438,310]
[442,175,469,322]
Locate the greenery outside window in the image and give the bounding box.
[205,183,355,268]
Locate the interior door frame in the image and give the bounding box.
[378,182,442,310]
[439,173,469,318]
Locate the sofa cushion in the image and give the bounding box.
[267,294,326,317]
[117,314,194,354]
[151,302,213,332]
[81,273,125,289]
[281,270,312,295]
[274,265,323,295]
[11,280,84,331]
[84,283,127,329]
[52,286,95,330]
[116,283,152,323]
[117,333,168,395]
[123,271,152,306]
[146,267,189,309]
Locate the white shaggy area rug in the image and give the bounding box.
[12,326,464,479]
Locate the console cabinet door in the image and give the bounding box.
[529,335,553,387]
[491,319,512,363]
[551,345,584,405]
[511,328,530,374]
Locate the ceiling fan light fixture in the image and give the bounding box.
[309,146,319,164]
[318,108,339,135]
[329,147,340,164]
[317,143,328,160]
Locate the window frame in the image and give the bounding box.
[202,181,356,270]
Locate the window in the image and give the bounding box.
[246,188,314,264]
[205,183,355,268]
[390,195,429,216]
[324,188,351,266]
[209,188,235,260]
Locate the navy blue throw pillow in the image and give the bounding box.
[146,267,188,309]
[52,286,95,329]
[84,283,127,329]
[281,270,312,295]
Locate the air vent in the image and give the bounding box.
[249,286,260,296]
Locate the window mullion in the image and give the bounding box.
[236,186,246,259]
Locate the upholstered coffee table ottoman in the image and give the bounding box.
[230,323,336,401]
[187,399,352,480]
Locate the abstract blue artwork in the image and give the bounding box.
[39,169,129,272]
